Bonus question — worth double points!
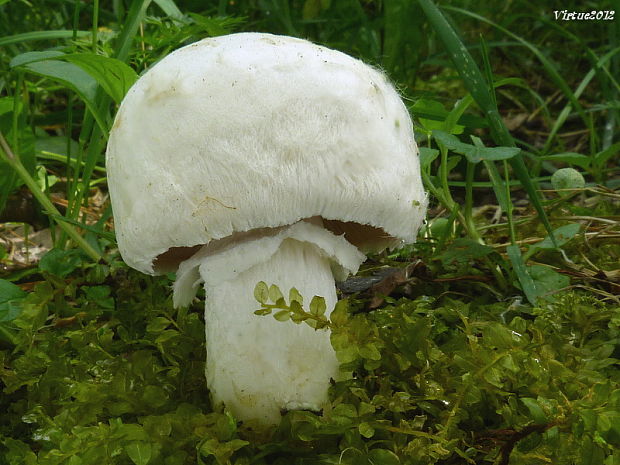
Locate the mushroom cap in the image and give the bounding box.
[106,32,427,275]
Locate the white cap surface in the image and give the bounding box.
[106,32,427,274]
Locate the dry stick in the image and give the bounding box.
[0,130,102,262]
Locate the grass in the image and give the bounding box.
[0,0,619,464]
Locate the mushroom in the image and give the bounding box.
[106,32,427,426]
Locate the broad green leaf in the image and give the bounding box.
[9,51,65,68]
[529,223,580,252]
[419,147,439,168]
[61,53,138,103]
[521,397,549,423]
[125,441,152,465]
[433,130,520,163]
[439,239,494,265]
[330,300,349,326]
[253,281,269,304]
[359,343,381,361]
[39,248,82,278]
[274,310,291,322]
[0,279,26,305]
[10,57,107,133]
[289,287,303,305]
[528,265,569,299]
[411,99,465,133]
[367,448,401,465]
[358,422,375,438]
[268,284,284,303]
[309,295,327,316]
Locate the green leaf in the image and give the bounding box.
[289,287,303,305]
[528,265,570,299]
[309,296,327,316]
[290,300,303,314]
[0,279,26,306]
[253,281,269,304]
[0,30,89,46]
[61,53,138,104]
[419,147,440,168]
[521,397,549,423]
[330,300,349,326]
[39,248,82,277]
[9,51,65,67]
[268,284,284,303]
[507,244,539,305]
[540,152,591,169]
[152,0,185,20]
[412,99,466,132]
[439,238,494,265]
[254,308,272,316]
[433,130,520,163]
[142,385,168,408]
[125,441,152,465]
[529,223,580,252]
[273,310,291,322]
[358,422,375,438]
[359,343,381,361]
[367,448,400,465]
[10,55,108,133]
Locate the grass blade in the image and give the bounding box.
[0,131,102,262]
[0,30,89,46]
[416,0,557,246]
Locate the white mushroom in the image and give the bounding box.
[106,32,427,426]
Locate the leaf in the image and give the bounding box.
[529,223,580,252]
[125,441,152,465]
[528,265,569,299]
[330,300,349,326]
[507,244,539,305]
[358,422,375,438]
[0,279,26,306]
[359,343,381,361]
[39,248,82,277]
[439,238,494,265]
[268,284,284,303]
[433,130,520,163]
[10,55,107,133]
[0,30,89,47]
[253,281,269,304]
[419,147,439,168]
[367,448,401,465]
[521,397,549,423]
[9,50,65,67]
[540,152,591,169]
[309,296,327,316]
[152,0,185,20]
[412,99,465,133]
[61,53,138,104]
[273,310,291,322]
[289,287,303,305]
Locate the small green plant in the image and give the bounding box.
[252,282,620,464]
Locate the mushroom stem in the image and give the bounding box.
[174,221,365,425]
